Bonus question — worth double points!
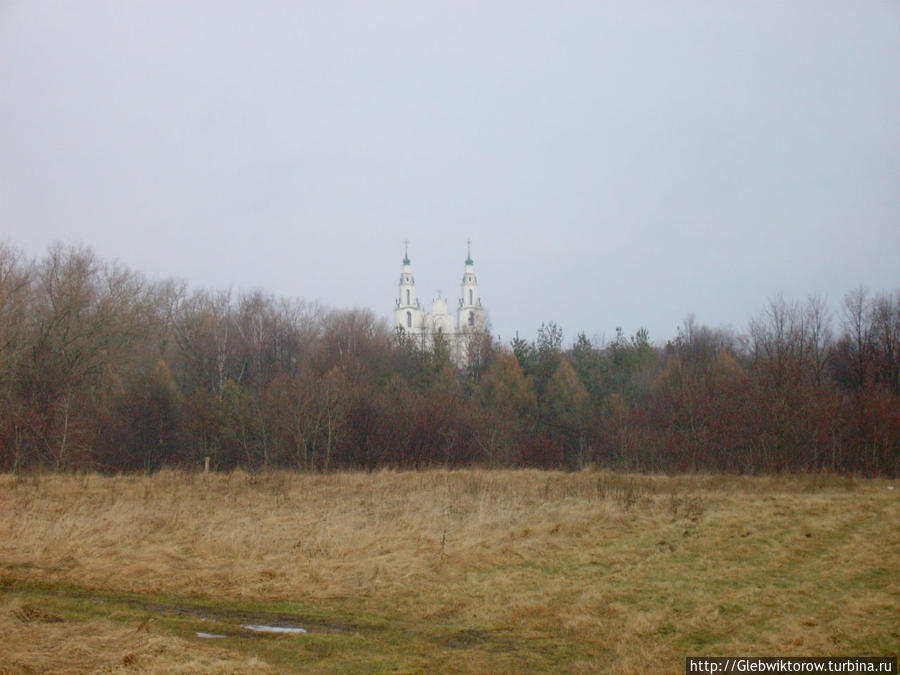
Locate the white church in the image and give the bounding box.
[393,242,487,365]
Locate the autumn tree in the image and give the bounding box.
[474,351,536,465]
[543,358,591,468]
[101,359,182,471]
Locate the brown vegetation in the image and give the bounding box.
[1,470,897,672]
[1,243,898,475]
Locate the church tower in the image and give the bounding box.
[457,240,484,331]
[392,240,487,365]
[394,242,424,334]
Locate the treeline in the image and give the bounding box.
[1,243,898,475]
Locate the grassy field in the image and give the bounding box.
[0,469,897,673]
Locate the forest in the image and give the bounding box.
[0,242,897,475]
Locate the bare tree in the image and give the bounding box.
[870,291,900,394]
[841,287,873,389]
[804,294,833,385]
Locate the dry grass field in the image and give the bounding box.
[0,469,897,673]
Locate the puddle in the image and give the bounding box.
[242,624,307,634]
[195,619,308,638]
[196,624,308,638]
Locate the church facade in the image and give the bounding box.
[393,243,486,365]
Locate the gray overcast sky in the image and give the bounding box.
[1,1,898,345]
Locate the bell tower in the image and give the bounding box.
[394,241,424,333]
[457,240,483,331]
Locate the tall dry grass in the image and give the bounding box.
[1,469,897,672]
[2,469,668,599]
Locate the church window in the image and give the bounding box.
[406,289,410,305]
[468,289,473,305]
[406,311,411,328]
[468,311,474,326]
